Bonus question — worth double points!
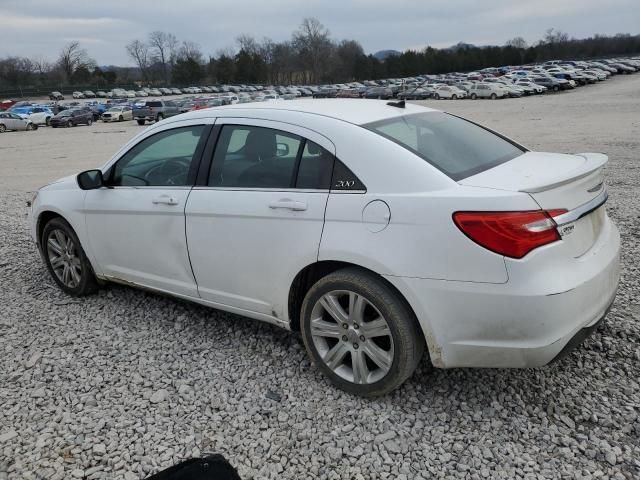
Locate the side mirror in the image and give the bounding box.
[276,142,290,157]
[77,169,104,190]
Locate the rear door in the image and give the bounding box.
[185,118,335,320]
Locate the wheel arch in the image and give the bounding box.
[287,260,422,336]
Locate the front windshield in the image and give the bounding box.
[365,111,525,180]
[56,111,72,117]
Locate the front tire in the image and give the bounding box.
[137,119,145,125]
[490,93,497,99]
[87,118,93,126]
[41,217,98,296]
[300,268,424,397]
[156,113,164,122]
[434,93,440,100]
[470,93,477,99]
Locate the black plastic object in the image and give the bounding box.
[386,100,405,108]
[144,454,242,480]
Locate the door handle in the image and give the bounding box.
[152,194,179,206]
[268,199,308,211]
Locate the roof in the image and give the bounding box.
[179,98,438,126]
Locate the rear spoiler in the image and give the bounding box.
[520,153,608,193]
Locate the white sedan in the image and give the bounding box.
[101,106,133,122]
[433,85,467,99]
[29,100,620,396]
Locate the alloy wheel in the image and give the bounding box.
[309,290,394,385]
[46,229,82,289]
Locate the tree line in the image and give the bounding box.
[1,19,639,90]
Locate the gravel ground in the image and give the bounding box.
[1,75,639,480]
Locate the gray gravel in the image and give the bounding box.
[1,75,640,479]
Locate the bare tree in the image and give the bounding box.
[236,35,259,55]
[57,41,95,82]
[178,41,203,63]
[126,39,152,81]
[148,31,178,82]
[505,37,528,49]
[292,17,332,83]
[543,28,569,44]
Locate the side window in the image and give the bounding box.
[296,141,334,189]
[111,125,205,187]
[209,125,302,188]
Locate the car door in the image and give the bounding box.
[185,119,335,321]
[83,119,212,297]
[8,113,26,130]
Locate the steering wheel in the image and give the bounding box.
[145,158,190,186]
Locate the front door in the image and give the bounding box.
[84,121,211,297]
[185,119,335,320]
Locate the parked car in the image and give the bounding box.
[83,90,96,98]
[336,88,362,98]
[49,91,64,101]
[29,100,620,396]
[468,83,508,99]
[397,88,432,100]
[513,79,547,94]
[132,100,180,125]
[363,87,393,99]
[72,91,85,99]
[96,91,107,98]
[17,106,54,126]
[433,85,467,99]
[101,106,134,122]
[135,90,149,97]
[530,75,570,91]
[49,108,93,127]
[0,111,38,132]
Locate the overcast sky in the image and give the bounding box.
[0,0,638,65]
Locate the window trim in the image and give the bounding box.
[104,124,212,188]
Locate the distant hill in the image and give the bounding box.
[373,50,401,60]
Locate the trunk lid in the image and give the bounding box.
[459,151,608,257]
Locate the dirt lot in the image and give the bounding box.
[1,76,639,479]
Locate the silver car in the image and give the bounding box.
[0,112,38,132]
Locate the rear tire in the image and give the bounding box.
[451,94,457,100]
[156,113,164,122]
[137,119,145,125]
[41,217,98,297]
[0,124,6,133]
[66,120,72,128]
[490,93,497,99]
[434,93,440,100]
[119,115,123,122]
[87,118,92,126]
[300,268,424,397]
[470,93,477,99]
[45,117,51,126]
[553,85,560,92]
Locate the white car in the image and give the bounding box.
[0,111,38,132]
[468,83,508,99]
[22,106,54,126]
[29,100,620,396]
[433,85,466,99]
[72,91,85,99]
[101,106,133,122]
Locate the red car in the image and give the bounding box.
[0,99,16,111]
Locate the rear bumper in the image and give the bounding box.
[385,216,620,369]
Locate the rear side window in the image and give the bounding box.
[146,101,162,107]
[365,112,524,180]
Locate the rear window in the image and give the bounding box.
[364,112,525,180]
[146,101,162,107]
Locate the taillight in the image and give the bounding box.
[453,209,567,259]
